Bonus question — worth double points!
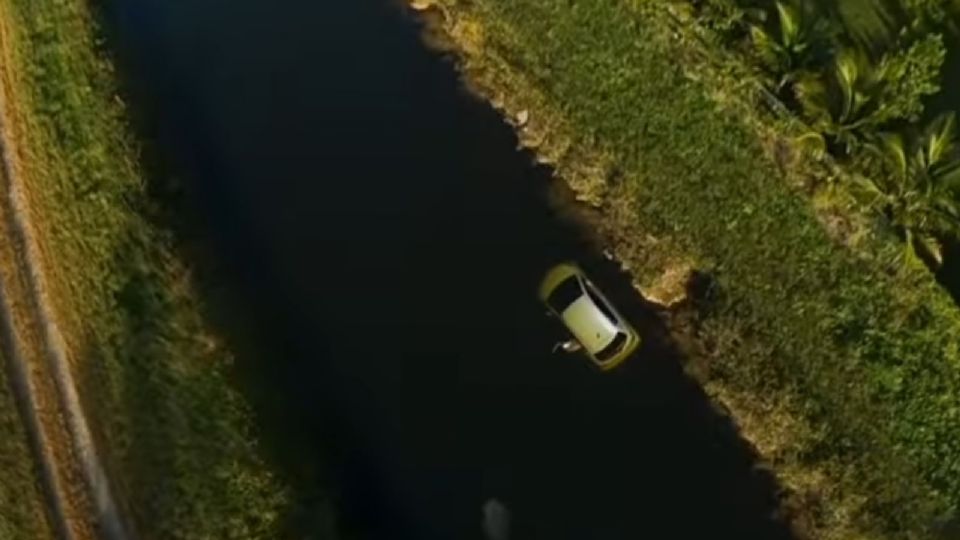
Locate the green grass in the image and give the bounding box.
[437,1,960,537]
[0,357,51,540]
[0,0,299,537]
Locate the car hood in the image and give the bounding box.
[561,296,619,354]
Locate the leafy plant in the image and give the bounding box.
[690,0,749,36]
[862,112,960,266]
[748,0,832,91]
[795,34,944,153]
[818,0,899,52]
[902,0,959,32]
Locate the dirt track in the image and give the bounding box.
[0,10,129,540]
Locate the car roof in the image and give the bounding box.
[560,295,620,354]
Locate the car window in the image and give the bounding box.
[585,284,617,324]
[595,332,627,362]
[547,275,583,312]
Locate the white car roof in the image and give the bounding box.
[560,295,620,354]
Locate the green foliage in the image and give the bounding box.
[688,0,750,36]
[0,361,51,539]
[818,0,900,52]
[701,0,947,165]
[748,1,833,90]
[1,0,300,537]
[902,0,957,32]
[862,112,960,265]
[875,33,947,120]
[794,48,880,151]
[795,34,944,152]
[692,0,956,280]
[454,0,960,537]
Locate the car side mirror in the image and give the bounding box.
[552,340,582,354]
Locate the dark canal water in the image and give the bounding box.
[103,0,796,538]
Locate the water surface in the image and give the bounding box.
[104,1,794,538]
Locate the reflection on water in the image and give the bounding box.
[482,498,510,540]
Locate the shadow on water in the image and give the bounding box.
[100,0,797,538]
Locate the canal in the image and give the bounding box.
[102,0,796,538]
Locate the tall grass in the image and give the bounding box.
[0,356,51,540]
[0,0,295,537]
[437,0,960,537]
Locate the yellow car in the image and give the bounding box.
[539,263,641,371]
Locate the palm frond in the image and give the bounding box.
[851,172,891,208]
[749,0,834,91]
[936,159,960,190]
[776,1,800,47]
[931,193,960,222]
[795,130,827,159]
[794,71,831,122]
[858,111,960,268]
[834,49,860,121]
[915,231,945,267]
[879,131,909,179]
[750,24,785,72]
[903,227,921,266]
[831,49,877,124]
[924,112,958,166]
[830,0,898,52]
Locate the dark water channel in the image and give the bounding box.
[103,1,795,538]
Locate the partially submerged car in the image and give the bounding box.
[538,263,640,371]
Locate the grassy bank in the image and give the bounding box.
[0,0,297,537]
[430,1,960,538]
[0,361,52,540]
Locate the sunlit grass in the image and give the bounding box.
[0,0,292,536]
[437,0,960,537]
[0,354,51,540]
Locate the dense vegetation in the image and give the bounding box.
[694,0,960,268]
[0,355,51,539]
[432,0,960,538]
[0,0,297,537]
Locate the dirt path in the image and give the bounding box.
[0,269,79,540]
[0,10,130,540]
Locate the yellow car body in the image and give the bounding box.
[538,263,640,371]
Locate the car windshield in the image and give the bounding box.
[595,332,627,362]
[585,285,617,325]
[547,275,583,312]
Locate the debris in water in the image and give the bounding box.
[482,498,511,540]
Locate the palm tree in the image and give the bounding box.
[794,48,886,153]
[794,34,944,155]
[861,112,960,267]
[749,0,832,91]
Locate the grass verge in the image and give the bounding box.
[0,360,52,540]
[427,1,960,538]
[0,0,296,537]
